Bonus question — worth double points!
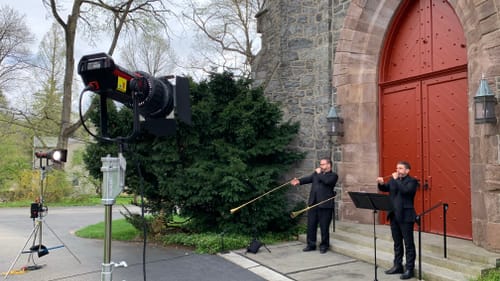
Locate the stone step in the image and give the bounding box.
[298,220,500,281]
[331,227,486,278]
[330,237,471,281]
[334,221,500,267]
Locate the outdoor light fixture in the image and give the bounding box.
[326,106,344,136]
[35,149,68,163]
[474,74,497,124]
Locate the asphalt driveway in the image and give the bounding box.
[0,205,265,281]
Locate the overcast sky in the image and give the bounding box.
[6,0,194,62]
[7,1,98,57]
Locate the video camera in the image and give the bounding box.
[77,53,191,138]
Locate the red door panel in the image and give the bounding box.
[422,72,471,238]
[380,82,424,223]
[431,0,467,72]
[382,0,466,82]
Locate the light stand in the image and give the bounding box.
[100,151,128,281]
[4,156,80,280]
[77,53,192,281]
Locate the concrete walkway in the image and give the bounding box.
[221,241,417,281]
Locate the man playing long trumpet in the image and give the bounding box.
[376,161,418,280]
[290,158,338,254]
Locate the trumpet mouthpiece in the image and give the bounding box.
[230,208,237,214]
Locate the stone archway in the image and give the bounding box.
[334,0,404,224]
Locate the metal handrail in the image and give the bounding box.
[415,202,449,281]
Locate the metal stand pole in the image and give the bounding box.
[372,210,378,281]
[100,153,127,281]
[101,205,114,281]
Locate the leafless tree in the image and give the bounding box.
[0,5,34,94]
[183,0,264,77]
[119,31,178,76]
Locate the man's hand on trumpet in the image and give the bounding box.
[291,166,323,186]
[376,174,396,184]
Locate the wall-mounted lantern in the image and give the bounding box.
[326,106,344,136]
[474,75,497,124]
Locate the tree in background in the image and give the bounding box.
[0,19,75,202]
[29,23,65,140]
[119,31,178,76]
[84,72,304,234]
[182,0,263,77]
[0,5,34,94]
[0,6,35,199]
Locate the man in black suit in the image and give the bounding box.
[291,158,338,254]
[376,161,418,280]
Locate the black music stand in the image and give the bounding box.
[348,192,393,281]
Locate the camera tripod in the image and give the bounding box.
[4,162,80,279]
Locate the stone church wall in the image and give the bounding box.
[253,0,351,217]
[252,0,500,252]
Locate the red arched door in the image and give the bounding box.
[379,0,471,239]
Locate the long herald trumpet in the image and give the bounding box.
[230,176,305,214]
[290,196,336,218]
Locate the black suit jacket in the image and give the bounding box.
[378,175,418,223]
[299,171,338,208]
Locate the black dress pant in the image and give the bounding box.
[306,207,333,250]
[390,219,416,270]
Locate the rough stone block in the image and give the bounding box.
[472,190,488,220]
[486,222,500,251]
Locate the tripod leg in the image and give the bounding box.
[42,220,82,264]
[4,223,39,279]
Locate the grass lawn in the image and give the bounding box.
[0,195,134,208]
[75,218,140,241]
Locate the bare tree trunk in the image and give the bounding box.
[47,0,82,150]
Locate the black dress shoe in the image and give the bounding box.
[302,246,316,252]
[400,269,414,280]
[384,265,404,274]
[319,248,328,254]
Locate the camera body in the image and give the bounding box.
[30,202,48,219]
